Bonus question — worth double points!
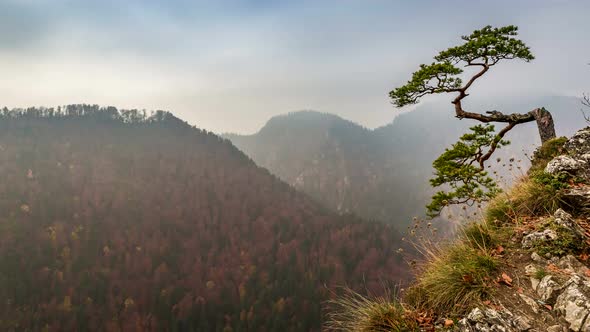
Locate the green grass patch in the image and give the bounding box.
[529,137,567,173]
[532,221,585,257]
[534,267,548,280]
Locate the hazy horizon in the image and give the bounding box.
[1,0,589,134]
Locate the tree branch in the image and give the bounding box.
[477,122,517,168]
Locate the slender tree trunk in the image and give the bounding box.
[531,107,556,143]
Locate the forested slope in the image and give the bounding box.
[0,105,407,331]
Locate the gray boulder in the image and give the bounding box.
[537,275,563,302]
[564,128,590,156]
[554,209,586,240]
[522,229,558,249]
[554,276,590,331]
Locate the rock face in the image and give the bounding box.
[554,276,590,331]
[453,256,590,332]
[564,128,590,156]
[546,127,590,182]
[537,275,563,302]
[562,187,590,214]
[546,128,590,214]
[554,209,587,240]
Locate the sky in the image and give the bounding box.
[0,0,589,134]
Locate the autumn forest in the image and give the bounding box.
[0,105,408,331]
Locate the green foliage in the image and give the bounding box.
[533,223,585,257]
[435,25,534,65]
[390,25,533,107]
[534,268,548,280]
[427,125,507,217]
[529,215,586,257]
[531,170,570,191]
[389,62,463,107]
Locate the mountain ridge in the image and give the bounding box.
[225,96,585,228]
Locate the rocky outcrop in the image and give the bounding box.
[554,209,587,240]
[455,307,532,332]
[449,208,590,332]
[522,229,558,248]
[554,276,590,331]
[436,129,590,332]
[453,255,590,332]
[564,128,590,157]
[562,187,590,214]
[546,127,590,183]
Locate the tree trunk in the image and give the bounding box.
[531,107,556,143]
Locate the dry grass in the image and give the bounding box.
[407,236,498,315]
[324,288,419,332]
[486,173,566,224]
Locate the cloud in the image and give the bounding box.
[0,0,588,133]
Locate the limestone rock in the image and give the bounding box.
[546,127,590,183]
[546,155,585,175]
[522,229,558,249]
[537,275,562,302]
[519,293,540,313]
[562,186,590,213]
[512,316,532,331]
[458,307,531,331]
[557,255,589,276]
[564,127,590,156]
[531,252,546,263]
[546,326,564,332]
[467,308,485,323]
[554,275,590,331]
[554,209,586,240]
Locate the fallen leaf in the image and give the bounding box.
[495,245,505,255]
[500,272,513,287]
[544,304,552,311]
[580,253,589,261]
[483,300,491,306]
[444,319,454,327]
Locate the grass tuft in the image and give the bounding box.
[324,288,419,332]
[529,136,567,173]
[462,222,497,249]
[534,267,547,280]
[408,238,498,315]
[485,172,567,224]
